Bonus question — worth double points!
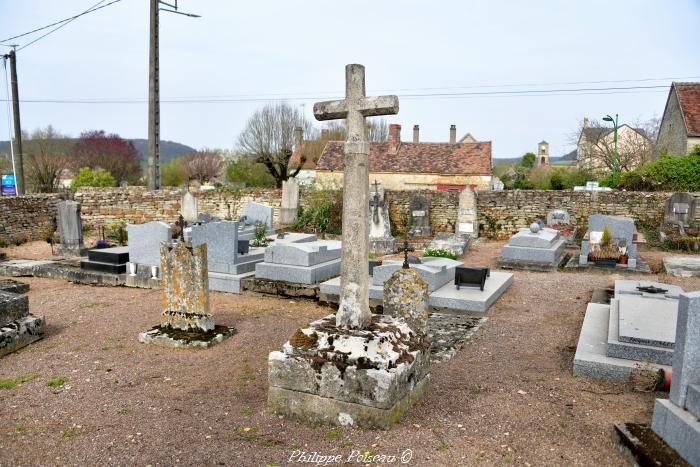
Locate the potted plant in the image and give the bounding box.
[617,243,628,265]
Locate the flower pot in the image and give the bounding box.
[617,256,628,265]
[657,369,672,391]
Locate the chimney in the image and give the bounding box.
[388,123,401,154]
[294,126,303,149]
[449,124,457,144]
[583,117,589,129]
[413,124,419,143]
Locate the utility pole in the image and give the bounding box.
[8,49,24,195]
[148,0,160,190]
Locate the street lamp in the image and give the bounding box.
[603,113,619,186]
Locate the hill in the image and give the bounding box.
[0,138,196,163]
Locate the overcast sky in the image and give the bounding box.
[1,0,699,159]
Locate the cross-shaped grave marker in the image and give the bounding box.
[369,180,382,225]
[314,64,399,329]
[401,238,416,269]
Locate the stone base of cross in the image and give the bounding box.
[314,64,398,330]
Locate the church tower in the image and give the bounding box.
[537,141,550,167]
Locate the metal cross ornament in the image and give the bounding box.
[175,214,187,242]
[369,180,382,224]
[402,238,415,269]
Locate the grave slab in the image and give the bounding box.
[429,271,513,314]
[372,257,461,292]
[618,294,677,348]
[0,279,29,294]
[664,256,700,278]
[81,246,129,274]
[651,399,700,466]
[263,240,341,267]
[255,259,341,285]
[607,299,674,365]
[208,271,254,294]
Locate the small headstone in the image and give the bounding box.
[180,192,198,222]
[664,193,696,227]
[127,222,172,268]
[547,209,571,226]
[409,193,431,236]
[56,201,87,256]
[383,268,429,334]
[457,188,478,238]
[280,179,300,225]
[0,289,45,357]
[368,181,395,254]
[241,202,274,231]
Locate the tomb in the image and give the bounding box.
[409,193,431,236]
[497,223,568,271]
[573,215,649,273]
[0,282,45,357]
[56,200,87,256]
[280,179,300,225]
[254,240,341,285]
[659,192,698,250]
[126,221,172,288]
[573,280,682,381]
[427,232,470,258]
[138,241,234,348]
[545,209,577,245]
[80,246,129,274]
[240,202,274,236]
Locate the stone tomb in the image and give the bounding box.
[0,283,45,357]
[255,240,341,285]
[664,192,696,227]
[497,224,568,271]
[651,291,700,465]
[409,193,431,236]
[56,200,87,256]
[126,221,172,287]
[577,215,645,270]
[427,233,470,258]
[280,179,300,225]
[80,246,129,274]
[573,280,682,381]
[663,255,700,278]
[138,241,234,348]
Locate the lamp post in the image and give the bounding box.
[603,113,619,186]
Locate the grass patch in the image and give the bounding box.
[61,429,75,438]
[47,377,68,388]
[437,442,450,451]
[325,429,340,439]
[240,406,253,417]
[0,373,40,390]
[117,408,129,416]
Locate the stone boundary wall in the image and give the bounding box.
[0,194,65,244]
[384,190,460,234]
[477,190,700,239]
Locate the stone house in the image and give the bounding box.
[313,124,492,191]
[576,118,652,174]
[656,82,700,155]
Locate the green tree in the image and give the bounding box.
[70,167,116,191]
[521,152,536,168]
[225,156,276,187]
[160,158,187,187]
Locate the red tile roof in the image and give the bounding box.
[675,82,700,137]
[316,141,492,175]
[289,143,317,170]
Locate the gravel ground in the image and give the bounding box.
[1,240,700,466]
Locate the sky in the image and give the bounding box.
[1,0,699,159]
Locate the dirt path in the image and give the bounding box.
[1,241,699,466]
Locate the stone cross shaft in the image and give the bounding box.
[314,64,399,329]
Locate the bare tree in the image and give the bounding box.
[237,102,315,188]
[183,149,224,184]
[24,126,72,193]
[573,118,656,174]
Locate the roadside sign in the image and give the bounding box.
[1,173,16,196]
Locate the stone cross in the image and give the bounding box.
[314,64,399,329]
[401,238,415,269]
[369,180,382,225]
[175,215,187,242]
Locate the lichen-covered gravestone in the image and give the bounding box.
[0,285,44,357]
[409,193,431,236]
[267,64,431,429]
[138,241,234,348]
[664,192,696,227]
[383,267,429,334]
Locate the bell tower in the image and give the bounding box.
[537,141,550,167]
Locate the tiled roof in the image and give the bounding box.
[289,143,317,170]
[582,125,647,142]
[674,82,700,137]
[316,141,492,175]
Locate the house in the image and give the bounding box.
[656,82,700,155]
[314,124,492,191]
[576,117,652,174]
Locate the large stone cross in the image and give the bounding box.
[314,64,399,329]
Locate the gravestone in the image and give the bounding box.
[190,220,264,275]
[456,188,478,237]
[498,225,568,271]
[255,240,341,284]
[651,292,700,465]
[409,193,431,236]
[547,209,570,226]
[268,64,430,429]
[427,232,470,257]
[241,202,274,232]
[56,201,87,256]
[181,191,198,222]
[664,192,696,227]
[383,267,429,334]
[126,221,172,280]
[138,241,234,348]
[0,289,45,357]
[368,181,395,254]
[280,179,300,225]
[579,215,641,269]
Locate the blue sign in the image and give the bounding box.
[2,173,16,196]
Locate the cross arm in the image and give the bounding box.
[313,100,348,121]
[358,95,399,117]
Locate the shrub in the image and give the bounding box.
[249,222,269,247]
[225,156,276,187]
[161,158,187,187]
[292,188,342,235]
[70,167,116,191]
[107,220,128,245]
[424,247,458,260]
[602,227,612,246]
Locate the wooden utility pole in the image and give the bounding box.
[8,49,24,195]
[148,0,160,190]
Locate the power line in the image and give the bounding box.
[1,0,123,51]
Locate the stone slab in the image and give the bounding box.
[427,233,469,257]
[615,280,684,298]
[613,423,692,467]
[507,228,560,248]
[0,259,57,277]
[372,258,461,292]
[263,240,341,266]
[268,375,429,430]
[573,303,670,381]
[0,291,29,326]
[272,232,317,244]
[0,279,29,294]
[498,240,568,270]
[607,298,674,365]
[664,256,700,278]
[564,255,652,274]
[138,324,234,349]
[241,277,320,299]
[0,314,45,358]
[79,259,127,274]
[208,271,254,294]
[255,258,341,285]
[687,384,700,420]
[671,292,700,409]
[127,222,171,267]
[86,246,129,264]
[429,271,513,314]
[320,276,384,302]
[618,294,677,348]
[241,202,274,231]
[651,399,700,466]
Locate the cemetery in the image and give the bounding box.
[1,68,700,464]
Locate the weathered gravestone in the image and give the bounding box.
[368,180,395,254]
[547,209,571,226]
[138,241,233,348]
[664,192,696,227]
[241,202,274,232]
[0,288,45,357]
[651,291,700,465]
[409,193,431,236]
[180,191,198,222]
[56,200,87,256]
[268,64,430,429]
[384,267,429,334]
[456,188,478,237]
[280,179,300,225]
